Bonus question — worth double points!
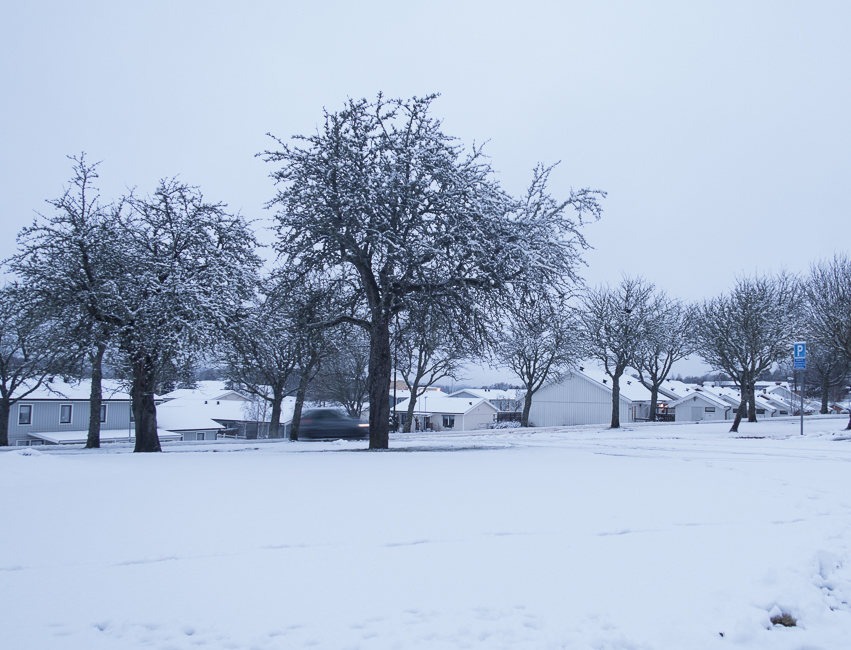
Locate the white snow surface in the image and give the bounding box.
[4,417,851,649]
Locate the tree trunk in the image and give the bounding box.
[289,371,311,441]
[131,353,161,453]
[403,381,421,433]
[368,318,392,449]
[846,410,851,431]
[85,342,107,449]
[649,385,659,422]
[820,376,830,415]
[0,399,10,447]
[268,384,284,439]
[729,401,746,433]
[747,383,757,422]
[610,369,624,429]
[521,389,534,427]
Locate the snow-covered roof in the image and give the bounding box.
[571,368,653,402]
[393,396,497,415]
[15,379,133,401]
[156,394,295,430]
[159,381,249,402]
[669,389,732,409]
[657,380,702,400]
[450,388,518,400]
[27,429,183,444]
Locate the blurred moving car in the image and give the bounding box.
[298,408,369,440]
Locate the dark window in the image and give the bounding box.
[442,415,455,428]
[704,407,715,413]
[100,404,107,423]
[18,405,32,425]
[756,409,766,414]
[60,404,72,424]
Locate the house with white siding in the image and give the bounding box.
[669,389,735,421]
[393,396,498,431]
[527,367,653,427]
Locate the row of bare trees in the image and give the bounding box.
[497,263,851,433]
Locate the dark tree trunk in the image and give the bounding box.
[368,318,392,449]
[610,368,624,429]
[131,353,161,453]
[85,342,107,449]
[289,371,311,441]
[729,401,746,433]
[820,376,830,415]
[846,410,851,431]
[0,399,10,447]
[747,383,757,422]
[649,385,659,422]
[521,389,534,427]
[403,380,422,433]
[268,383,284,439]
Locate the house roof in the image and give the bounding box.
[16,379,134,401]
[656,380,702,400]
[450,388,518,400]
[669,389,732,409]
[573,368,653,402]
[159,381,249,402]
[393,396,497,415]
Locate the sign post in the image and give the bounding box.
[793,342,806,435]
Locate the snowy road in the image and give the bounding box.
[3,417,851,649]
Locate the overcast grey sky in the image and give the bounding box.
[2,1,849,383]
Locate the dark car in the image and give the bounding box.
[298,408,369,440]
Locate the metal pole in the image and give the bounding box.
[800,369,805,436]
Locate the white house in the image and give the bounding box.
[158,382,292,439]
[393,396,498,432]
[669,389,735,421]
[449,388,520,413]
[527,367,653,427]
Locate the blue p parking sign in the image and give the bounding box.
[794,342,806,369]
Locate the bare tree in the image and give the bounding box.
[805,254,851,429]
[579,276,656,428]
[11,155,123,448]
[691,272,801,433]
[804,344,850,414]
[262,94,604,449]
[0,286,71,446]
[396,303,468,432]
[634,293,694,421]
[310,328,370,420]
[114,180,260,452]
[498,291,583,426]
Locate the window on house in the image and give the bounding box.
[100,404,107,423]
[60,404,72,424]
[197,432,205,441]
[18,405,32,425]
[442,415,455,429]
[756,409,766,414]
[705,407,716,413]
[780,410,788,415]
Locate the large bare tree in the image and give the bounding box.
[11,155,123,448]
[579,276,656,428]
[805,254,851,429]
[498,291,583,426]
[262,94,604,449]
[633,293,694,421]
[691,272,801,433]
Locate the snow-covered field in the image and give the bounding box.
[4,417,851,649]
